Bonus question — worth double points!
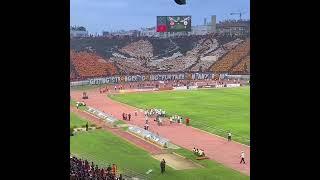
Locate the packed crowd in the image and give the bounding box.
[211,39,250,73]
[230,55,250,74]
[119,40,153,59]
[70,156,123,180]
[113,58,150,74]
[70,50,118,80]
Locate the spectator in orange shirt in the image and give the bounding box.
[112,164,117,175]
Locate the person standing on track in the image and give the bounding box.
[85,122,89,131]
[122,113,125,120]
[240,151,246,164]
[228,132,232,141]
[160,159,166,174]
[128,113,131,121]
[145,114,148,122]
[144,123,149,130]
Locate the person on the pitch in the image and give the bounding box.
[160,159,166,174]
[228,132,232,141]
[85,122,89,131]
[185,117,190,126]
[144,123,149,130]
[240,151,246,164]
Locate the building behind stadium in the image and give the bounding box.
[96,15,249,38]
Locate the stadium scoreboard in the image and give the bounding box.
[157,16,191,32]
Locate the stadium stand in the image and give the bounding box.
[70,35,250,79]
[230,55,250,74]
[70,50,118,80]
[210,39,250,73]
[119,39,153,59]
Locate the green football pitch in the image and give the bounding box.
[109,87,250,145]
[70,112,249,180]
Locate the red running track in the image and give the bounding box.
[71,89,250,176]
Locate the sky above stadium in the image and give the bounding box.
[70,0,250,34]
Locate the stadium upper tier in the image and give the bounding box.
[70,35,250,80]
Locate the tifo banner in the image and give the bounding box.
[124,74,148,82]
[150,73,185,81]
[191,72,213,80]
[215,84,224,88]
[84,72,216,85]
[70,80,90,86]
[89,76,120,85]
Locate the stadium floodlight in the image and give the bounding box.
[174,0,186,5]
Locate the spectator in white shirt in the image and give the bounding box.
[228,132,232,141]
[240,151,246,164]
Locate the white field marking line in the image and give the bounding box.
[150,155,178,170]
[171,152,206,168]
[152,153,204,169]
[172,150,204,168]
[172,152,187,159]
[189,126,250,148]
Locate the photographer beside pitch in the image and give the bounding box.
[160,159,166,174]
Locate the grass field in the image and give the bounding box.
[109,87,250,145]
[70,113,249,180]
[70,112,91,128]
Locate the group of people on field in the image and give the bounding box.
[122,112,132,121]
[76,101,86,109]
[99,87,109,93]
[144,108,166,117]
[193,147,206,157]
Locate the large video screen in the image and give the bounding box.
[157,16,191,32]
